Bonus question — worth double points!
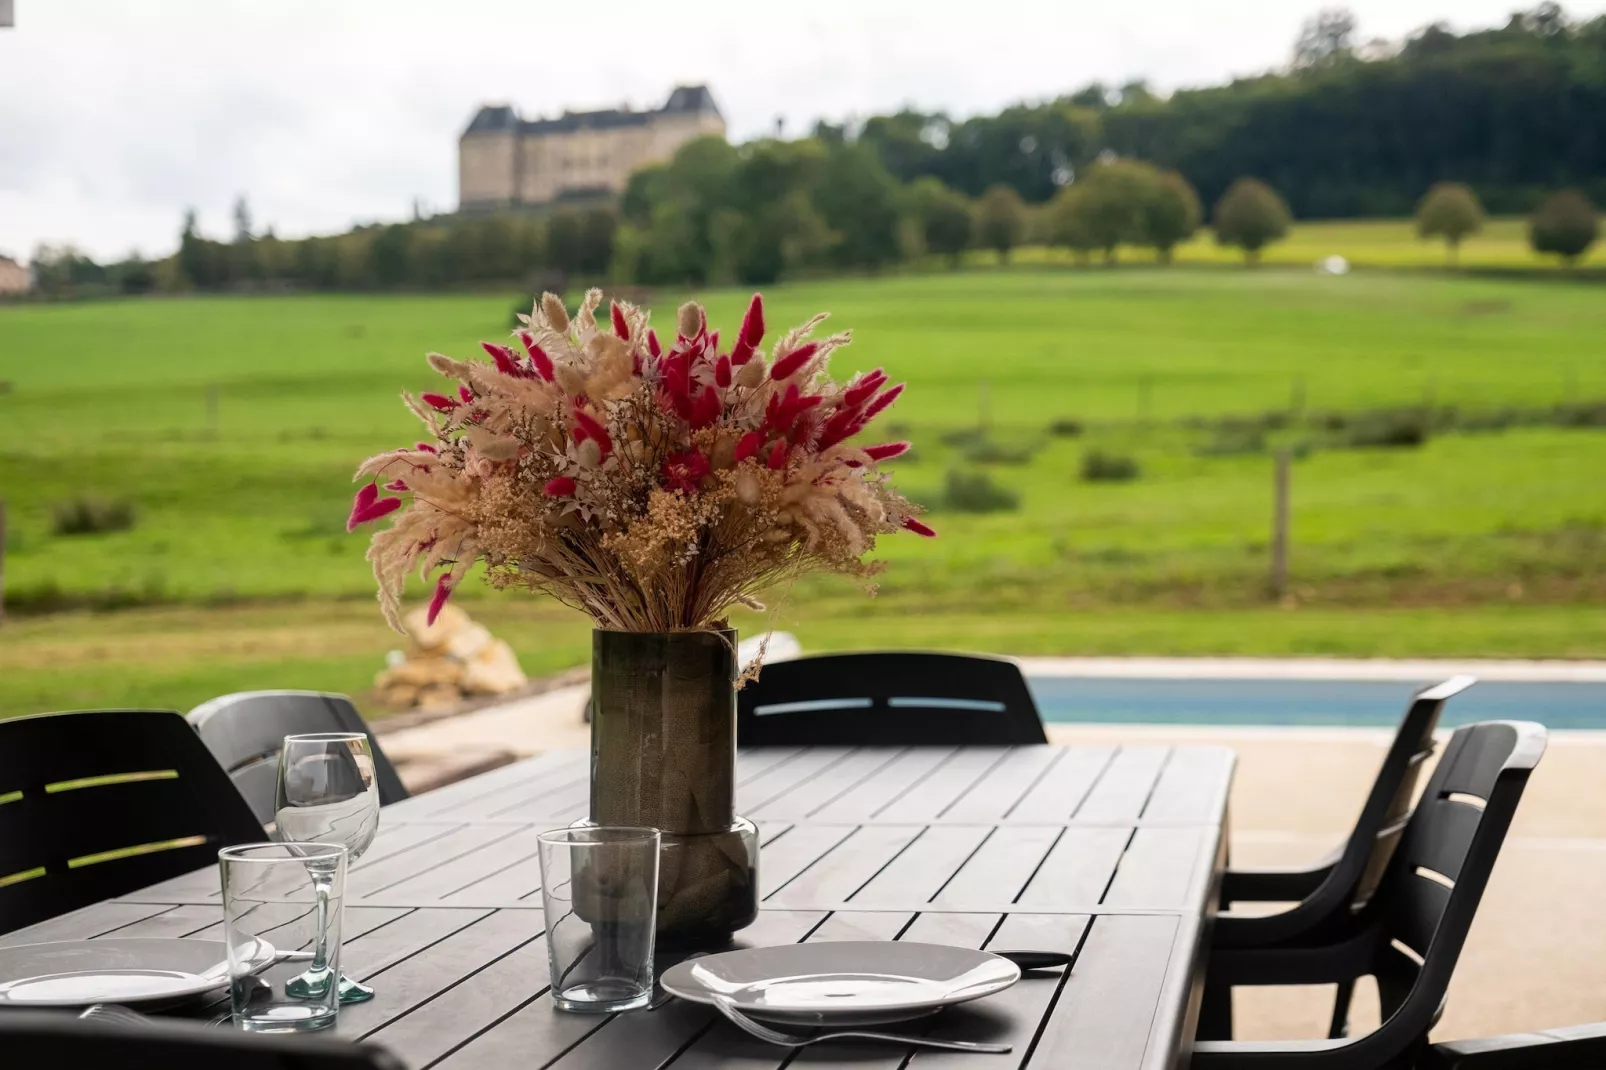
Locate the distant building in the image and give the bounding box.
[0,255,29,295]
[458,85,724,213]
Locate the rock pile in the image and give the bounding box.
[374,604,528,710]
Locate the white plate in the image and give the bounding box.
[0,937,277,1008]
[660,941,1020,1026]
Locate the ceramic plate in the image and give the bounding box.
[659,941,1020,1025]
[0,937,277,1008]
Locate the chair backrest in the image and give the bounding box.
[1364,720,1547,1054]
[0,710,266,935]
[187,691,408,825]
[1347,675,1475,907]
[0,1011,408,1069]
[736,652,1047,746]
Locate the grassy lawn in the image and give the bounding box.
[2,256,1603,717]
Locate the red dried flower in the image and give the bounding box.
[734,431,764,462]
[544,476,577,497]
[415,442,438,454]
[730,293,765,365]
[766,440,789,470]
[347,482,402,532]
[518,332,555,381]
[647,330,662,358]
[610,301,630,339]
[769,342,819,382]
[861,383,905,422]
[661,450,710,494]
[843,369,887,408]
[384,479,409,492]
[862,442,910,462]
[714,355,732,388]
[421,393,458,412]
[426,573,454,625]
[570,407,613,459]
[902,517,937,537]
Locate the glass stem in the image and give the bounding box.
[310,873,332,974]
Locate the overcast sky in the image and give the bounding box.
[3,0,1601,262]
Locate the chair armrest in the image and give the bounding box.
[1191,1037,1350,1068]
[1220,849,1340,905]
[1424,1023,1606,1069]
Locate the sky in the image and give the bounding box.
[3,0,1602,263]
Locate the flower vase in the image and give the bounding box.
[589,628,759,948]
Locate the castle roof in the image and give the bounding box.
[462,85,721,139]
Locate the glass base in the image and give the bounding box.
[236,1005,338,1033]
[339,974,376,1004]
[284,968,374,1005]
[554,979,652,1014]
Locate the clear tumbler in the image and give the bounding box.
[219,842,348,1032]
[537,826,660,1012]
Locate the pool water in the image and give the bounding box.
[1027,677,1606,729]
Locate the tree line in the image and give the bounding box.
[20,3,1605,297]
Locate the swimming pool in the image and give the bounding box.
[1026,677,1606,729]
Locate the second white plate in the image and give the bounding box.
[660,941,1020,1026]
[0,937,277,1008]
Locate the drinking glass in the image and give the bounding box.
[274,732,381,1004]
[537,826,660,1013]
[219,842,348,1033]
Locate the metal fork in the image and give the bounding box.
[710,994,1011,1054]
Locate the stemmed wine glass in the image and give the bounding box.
[273,732,382,1005]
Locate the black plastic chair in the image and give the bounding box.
[1205,675,1475,1036]
[736,652,1047,746]
[1422,1022,1606,1068]
[1191,719,1547,1069]
[0,710,266,936]
[0,1011,407,1068]
[187,690,409,826]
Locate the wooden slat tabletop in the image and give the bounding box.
[7,744,1233,1070]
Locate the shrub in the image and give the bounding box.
[1415,182,1485,264]
[1338,411,1429,449]
[1047,417,1085,437]
[910,177,973,267]
[961,437,1038,465]
[1529,190,1599,265]
[1213,177,1292,264]
[941,469,1021,513]
[1081,450,1141,482]
[51,497,136,536]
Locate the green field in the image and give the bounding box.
[2,258,1604,717]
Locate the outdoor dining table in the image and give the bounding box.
[5,742,1235,1069]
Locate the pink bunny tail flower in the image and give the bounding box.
[902,516,937,538]
[481,342,521,377]
[714,355,733,388]
[860,382,905,422]
[610,301,630,339]
[768,342,819,382]
[729,293,765,364]
[518,332,556,381]
[426,573,455,626]
[862,441,910,462]
[647,329,663,358]
[421,392,459,412]
[383,479,409,492]
[733,430,764,463]
[346,482,402,532]
[544,476,577,497]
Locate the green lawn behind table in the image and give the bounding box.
[1007,216,1605,270]
[2,258,1604,718]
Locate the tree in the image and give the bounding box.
[1144,171,1203,261]
[1062,159,1161,263]
[975,184,1027,262]
[1046,185,1099,263]
[812,143,902,271]
[177,208,208,289]
[1294,7,1357,69]
[1528,189,1599,265]
[1212,177,1293,264]
[909,177,973,267]
[1415,182,1485,263]
[232,196,253,243]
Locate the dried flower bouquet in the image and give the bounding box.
[350,289,932,633]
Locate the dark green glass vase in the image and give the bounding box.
[589,628,758,948]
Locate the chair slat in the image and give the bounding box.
[1402,797,1484,884]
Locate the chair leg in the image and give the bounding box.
[1198,983,1233,1042]
[1328,979,1354,1039]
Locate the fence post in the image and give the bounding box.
[0,499,7,624]
[1269,449,1290,600]
[205,383,220,439]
